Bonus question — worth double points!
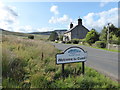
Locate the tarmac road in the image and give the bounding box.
[52,43,119,81]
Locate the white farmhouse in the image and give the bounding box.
[63,18,89,41]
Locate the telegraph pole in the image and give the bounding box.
[107,23,111,49]
[107,23,110,49]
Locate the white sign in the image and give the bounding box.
[56,46,87,64]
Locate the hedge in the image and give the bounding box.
[95,41,106,48]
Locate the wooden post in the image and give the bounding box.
[62,64,65,80]
[41,52,43,60]
[82,62,85,75]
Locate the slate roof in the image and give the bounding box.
[64,24,89,34]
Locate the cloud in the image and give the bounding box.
[14,25,43,33]
[100,2,108,7]
[49,4,73,29]
[37,27,54,32]
[49,14,71,24]
[50,5,59,15]
[83,7,118,32]
[19,25,33,32]
[13,25,53,33]
[0,1,18,31]
[0,1,55,33]
[100,0,119,7]
[5,6,18,17]
[0,2,35,33]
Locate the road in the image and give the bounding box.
[51,43,119,81]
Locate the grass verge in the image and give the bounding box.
[2,35,119,88]
[76,43,120,53]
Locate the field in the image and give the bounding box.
[1,33,119,88]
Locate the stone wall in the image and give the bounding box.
[107,44,120,51]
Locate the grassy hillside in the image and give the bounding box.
[1,29,29,37]
[0,29,49,40]
[1,35,119,88]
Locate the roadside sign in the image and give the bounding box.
[56,46,87,80]
[56,46,87,64]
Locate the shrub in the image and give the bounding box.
[95,41,106,48]
[55,40,59,43]
[28,35,34,39]
[109,40,120,45]
[66,41,72,44]
[79,39,86,45]
[85,29,99,45]
[71,39,79,44]
[49,31,59,41]
[62,41,65,44]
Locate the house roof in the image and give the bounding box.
[64,24,89,34]
[64,25,78,34]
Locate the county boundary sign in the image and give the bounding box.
[56,46,87,64]
[56,46,87,79]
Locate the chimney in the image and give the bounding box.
[78,18,82,25]
[70,22,73,29]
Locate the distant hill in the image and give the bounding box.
[30,29,67,35]
[30,31,52,35]
[0,29,68,36]
[0,29,29,37]
[54,29,67,35]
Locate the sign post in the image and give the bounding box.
[62,64,65,80]
[82,62,85,75]
[56,46,87,79]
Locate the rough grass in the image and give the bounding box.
[2,35,119,89]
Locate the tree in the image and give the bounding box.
[85,29,99,45]
[49,31,59,41]
[99,24,120,45]
[116,28,120,37]
[109,24,118,34]
[28,35,34,39]
[99,26,107,41]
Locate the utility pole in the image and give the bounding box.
[107,23,110,49]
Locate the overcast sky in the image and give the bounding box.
[0,0,119,33]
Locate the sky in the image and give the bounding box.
[0,0,119,33]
